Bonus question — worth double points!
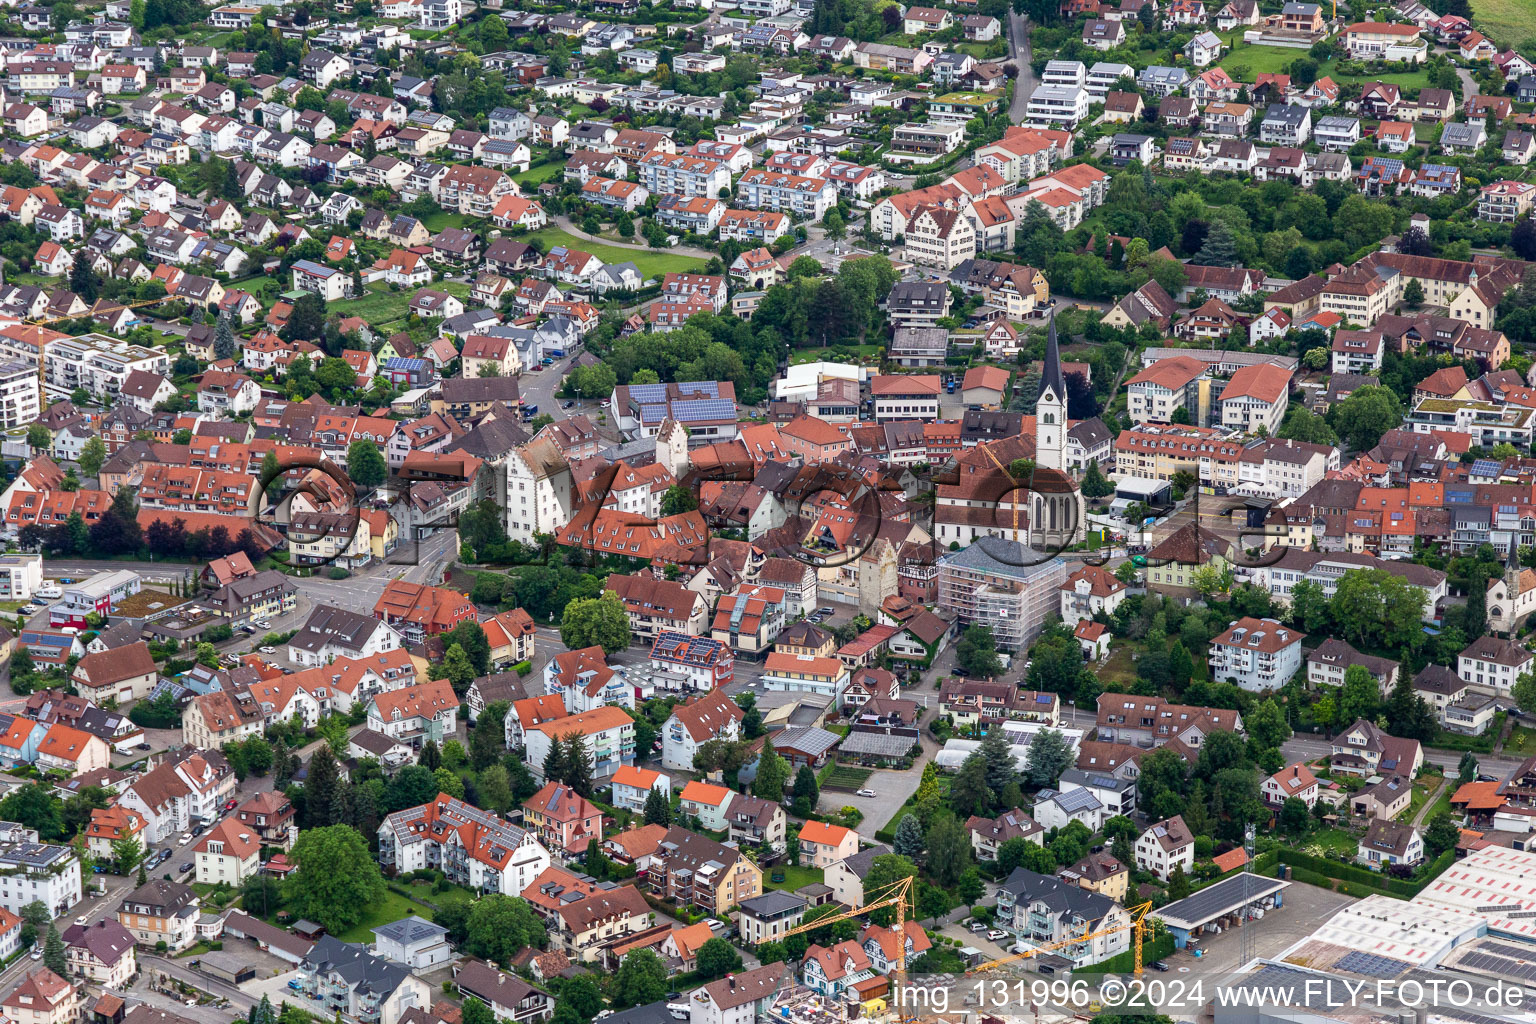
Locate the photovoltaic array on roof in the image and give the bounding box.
[1335,951,1413,978]
[673,399,737,423]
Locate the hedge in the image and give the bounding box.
[1084,933,1175,974]
[1275,847,1454,899]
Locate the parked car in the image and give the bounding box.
[856,788,876,797]
[178,834,193,846]
[259,646,276,654]
[986,930,1008,941]
[1148,962,1169,972]
[224,799,238,812]
[253,620,272,629]
[969,921,987,933]
[177,862,193,874]
[73,916,87,927]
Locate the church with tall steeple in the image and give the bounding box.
[1026,313,1085,550]
[1036,313,1066,474]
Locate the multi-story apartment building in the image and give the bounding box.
[1208,617,1305,692]
[1125,355,1208,424]
[646,827,763,914]
[871,375,941,423]
[638,152,732,198]
[378,793,552,896]
[1025,85,1090,128]
[997,869,1129,966]
[525,706,635,782]
[116,879,198,951]
[1457,635,1534,696]
[736,169,838,220]
[39,333,169,402]
[0,361,40,429]
[936,538,1069,650]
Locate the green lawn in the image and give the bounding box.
[513,160,567,187]
[524,227,707,278]
[1422,781,1453,825]
[328,282,414,325]
[1506,726,1536,755]
[790,345,882,365]
[327,280,470,327]
[1299,828,1359,858]
[1216,32,1430,89]
[1472,0,1529,46]
[419,210,471,232]
[332,888,441,943]
[1400,781,1433,822]
[764,864,825,892]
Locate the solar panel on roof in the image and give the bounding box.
[1471,460,1503,476]
[628,384,670,402]
[673,399,736,422]
[1336,951,1412,978]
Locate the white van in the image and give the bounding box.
[667,1005,690,1020]
[34,586,61,599]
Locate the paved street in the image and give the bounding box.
[1007,11,1037,124]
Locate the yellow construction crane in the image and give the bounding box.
[967,900,1156,978]
[780,876,917,1007]
[21,295,173,329]
[978,442,1027,544]
[20,295,178,390]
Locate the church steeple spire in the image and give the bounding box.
[1040,311,1066,406]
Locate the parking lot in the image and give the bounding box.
[1162,881,1356,975]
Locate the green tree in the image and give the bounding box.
[478,764,513,814]
[861,854,919,926]
[1278,796,1310,837]
[1331,385,1404,452]
[643,786,672,825]
[464,893,546,964]
[978,727,1017,796]
[1279,407,1338,446]
[461,999,494,1024]
[1459,751,1479,785]
[696,938,743,979]
[559,593,631,654]
[893,813,925,859]
[347,439,387,489]
[1081,460,1113,498]
[77,436,107,479]
[1289,578,1331,633]
[1166,863,1191,900]
[949,753,992,816]
[922,811,971,888]
[286,825,387,933]
[752,739,790,802]
[214,311,237,361]
[42,923,66,975]
[1246,699,1291,752]
[612,948,667,1008]
[1025,728,1073,789]
[563,733,594,798]
[111,835,143,876]
[660,485,698,517]
[1403,279,1425,308]
[25,424,49,452]
[0,784,63,840]
[438,644,476,691]
[1425,810,1461,856]
[792,764,819,816]
[955,624,1004,678]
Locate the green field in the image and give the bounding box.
[419,210,472,232]
[329,280,471,327]
[332,889,442,943]
[764,864,825,892]
[821,766,874,790]
[790,344,882,365]
[1218,34,1431,89]
[524,227,707,278]
[513,160,567,187]
[1473,0,1529,47]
